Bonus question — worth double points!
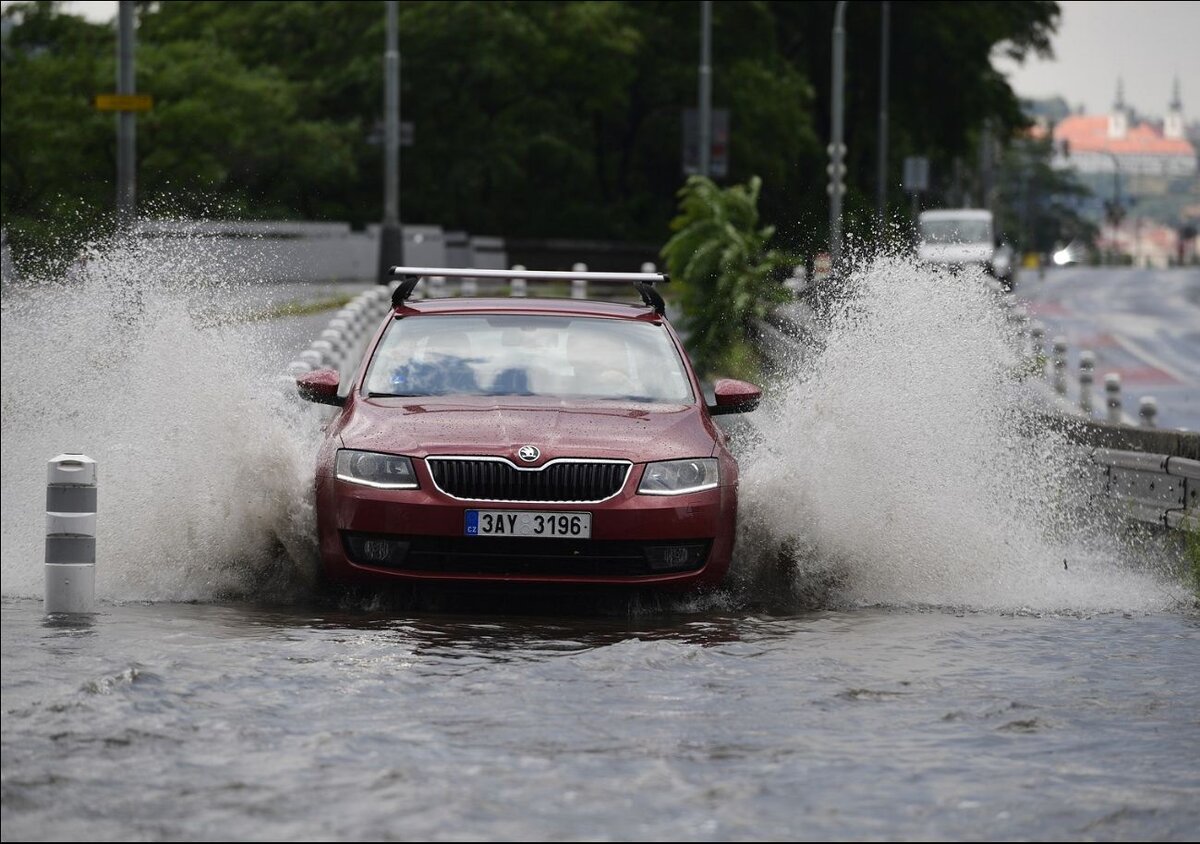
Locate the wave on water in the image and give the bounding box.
[1,230,326,602]
[721,255,1186,614]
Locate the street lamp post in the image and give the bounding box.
[875,1,889,229]
[698,1,713,179]
[1102,150,1124,265]
[116,1,136,228]
[376,0,403,283]
[828,1,848,267]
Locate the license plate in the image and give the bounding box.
[465,510,592,538]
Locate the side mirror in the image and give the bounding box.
[709,378,761,415]
[296,369,343,406]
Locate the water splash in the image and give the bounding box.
[1,230,325,602]
[725,255,1185,613]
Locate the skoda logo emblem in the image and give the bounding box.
[517,445,540,463]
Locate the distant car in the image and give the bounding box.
[917,209,1014,289]
[296,267,761,591]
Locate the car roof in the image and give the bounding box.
[394,297,663,320]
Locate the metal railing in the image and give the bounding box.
[1092,448,1199,531]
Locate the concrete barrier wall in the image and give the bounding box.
[134,220,509,283]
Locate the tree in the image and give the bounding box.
[660,175,794,379]
[994,135,1094,255]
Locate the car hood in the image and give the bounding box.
[918,243,993,265]
[338,396,717,464]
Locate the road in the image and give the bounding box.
[1017,266,1200,431]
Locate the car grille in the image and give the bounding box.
[343,533,710,577]
[426,458,630,502]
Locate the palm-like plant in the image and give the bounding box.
[660,175,794,379]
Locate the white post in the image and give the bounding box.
[1105,373,1122,425]
[1029,322,1045,360]
[571,262,588,299]
[1138,396,1157,428]
[460,276,478,297]
[1078,350,1095,414]
[1052,337,1068,395]
[429,275,446,298]
[45,454,97,614]
[510,264,527,298]
[310,339,336,368]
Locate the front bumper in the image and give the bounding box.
[315,462,737,589]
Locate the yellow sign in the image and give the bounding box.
[94,94,153,112]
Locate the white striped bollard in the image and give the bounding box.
[571,262,588,299]
[1078,350,1095,414]
[45,454,97,614]
[1139,396,1157,428]
[1104,373,1122,425]
[1051,337,1068,395]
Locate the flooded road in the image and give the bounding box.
[3,244,1198,839]
[3,598,1197,841]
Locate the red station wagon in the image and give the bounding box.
[296,267,761,591]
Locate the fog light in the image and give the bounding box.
[644,543,707,572]
[343,533,410,566]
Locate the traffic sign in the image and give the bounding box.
[903,156,930,192]
[94,94,153,112]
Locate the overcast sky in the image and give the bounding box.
[993,0,1200,117]
[9,1,1200,119]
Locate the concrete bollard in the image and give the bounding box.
[45,454,97,614]
[327,317,353,342]
[571,262,588,300]
[1078,350,1095,414]
[1029,322,1045,360]
[1051,337,1068,395]
[428,275,446,298]
[510,265,527,298]
[1104,373,1122,425]
[1138,396,1157,428]
[287,360,313,378]
[319,329,345,360]
[641,261,657,274]
[310,339,337,368]
[298,349,324,370]
[460,277,478,297]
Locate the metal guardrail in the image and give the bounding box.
[1092,448,1199,531]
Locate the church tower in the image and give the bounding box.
[1108,77,1129,139]
[1165,76,1185,140]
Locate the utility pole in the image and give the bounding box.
[377,0,403,283]
[875,1,889,229]
[828,1,848,266]
[116,1,136,228]
[698,1,713,178]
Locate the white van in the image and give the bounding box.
[917,209,1013,287]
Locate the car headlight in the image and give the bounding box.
[638,458,719,495]
[336,449,419,489]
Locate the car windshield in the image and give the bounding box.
[364,314,694,402]
[919,218,992,244]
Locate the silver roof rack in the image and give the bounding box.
[387,266,669,315]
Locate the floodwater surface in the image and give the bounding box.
[3,599,1198,841]
[3,242,1197,840]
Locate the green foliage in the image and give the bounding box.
[995,136,1096,252]
[1,1,1061,268]
[661,175,794,379]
